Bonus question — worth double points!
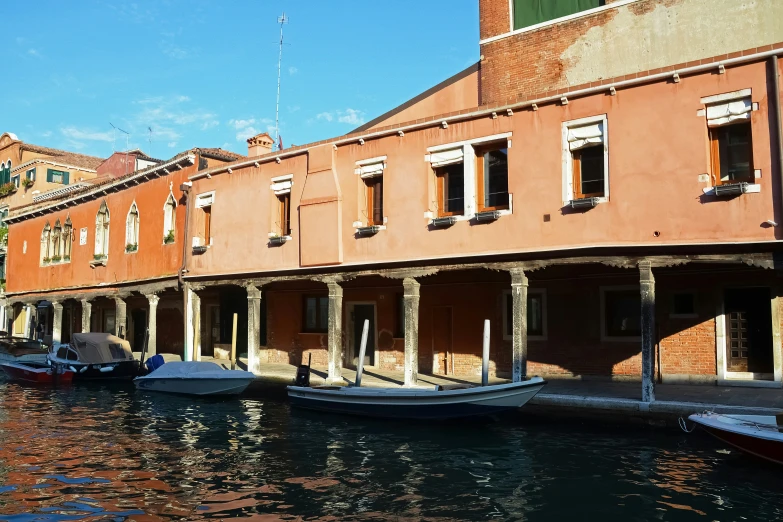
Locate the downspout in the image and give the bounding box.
[771,56,783,232]
[177,182,192,288]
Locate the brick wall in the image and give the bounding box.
[479,0,510,41]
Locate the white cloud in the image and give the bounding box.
[338,108,365,125]
[228,117,274,141]
[27,49,42,58]
[288,66,298,75]
[236,126,258,142]
[161,43,188,59]
[317,112,333,122]
[60,127,114,142]
[167,142,177,148]
[200,120,219,130]
[41,130,52,138]
[230,118,256,130]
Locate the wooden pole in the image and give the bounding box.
[231,313,238,370]
[355,319,369,387]
[482,319,490,387]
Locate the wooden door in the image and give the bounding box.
[431,307,452,375]
[725,288,773,375]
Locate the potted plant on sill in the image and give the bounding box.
[63,255,70,262]
[43,257,51,263]
[163,230,175,244]
[51,255,62,263]
[0,182,18,198]
[125,243,138,253]
[22,178,34,189]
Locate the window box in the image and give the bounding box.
[192,245,208,255]
[714,182,749,197]
[268,234,291,246]
[125,243,138,253]
[42,257,51,264]
[51,255,62,263]
[22,178,34,189]
[0,183,17,198]
[356,225,383,236]
[63,255,70,262]
[569,196,600,209]
[474,210,502,223]
[431,216,457,228]
[90,255,107,268]
[163,230,175,244]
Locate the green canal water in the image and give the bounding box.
[0,382,780,521]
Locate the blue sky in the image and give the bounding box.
[3,1,478,159]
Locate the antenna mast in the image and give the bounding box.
[275,12,288,152]
[148,127,152,157]
[110,123,130,175]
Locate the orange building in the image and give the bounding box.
[5,0,783,402]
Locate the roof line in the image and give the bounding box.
[11,158,97,174]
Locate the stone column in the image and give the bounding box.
[640,260,656,403]
[184,286,195,362]
[145,294,159,357]
[327,280,343,383]
[247,285,263,374]
[24,304,35,339]
[5,304,14,334]
[51,301,63,345]
[80,299,92,333]
[510,268,529,382]
[114,297,127,339]
[403,277,420,387]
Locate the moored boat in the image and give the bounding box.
[687,412,783,465]
[0,337,50,365]
[134,361,255,396]
[0,361,74,384]
[48,333,139,380]
[287,378,547,420]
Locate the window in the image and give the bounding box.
[47,169,70,185]
[1,161,11,185]
[671,292,697,318]
[125,203,139,252]
[365,177,383,226]
[163,192,176,243]
[40,222,51,264]
[26,168,36,182]
[513,0,605,30]
[436,163,465,217]
[704,94,753,185]
[475,144,509,211]
[563,116,608,202]
[602,288,641,339]
[303,295,329,333]
[11,175,19,189]
[63,217,72,261]
[503,290,547,340]
[95,200,110,258]
[270,175,293,237]
[52,220,62,260]
[202,205,212,244]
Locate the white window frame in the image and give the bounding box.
[163,191,177,243]
[355,156,386,179]
[195,191,215,208]
[425,132,513,223]
[95,201,110,258]
[270,174,293,195]
[600,285,641,342]
[11,174,19,188]
[40,222,51,266]
[125,202,140,253]
[562,114,609,205]
[502,288,547,342]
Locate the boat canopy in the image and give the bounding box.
[68,333,133,364]
[139,361,253,380]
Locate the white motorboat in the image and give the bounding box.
[134,361,255,396]
[0,337,49,365]
[687,412,783,466]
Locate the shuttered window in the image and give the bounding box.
[47,169,70,184]
[513,0,604,30]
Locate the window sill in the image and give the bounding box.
[566,196,606,209]
[268,235,292,246]
[355,224,386,236]
[90,258,107,268]
[702,183,760,196]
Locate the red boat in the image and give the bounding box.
[688,412,783,465]
[0,361,74,384]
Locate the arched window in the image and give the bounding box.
[95,200,110,259]
[63,216,73,261]
[4,161,10,185]
[125,202,139,252]
[52,219,62,261]
[40,222,51,265]
[163,192,176,244]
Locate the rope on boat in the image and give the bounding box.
[678,416,695,433]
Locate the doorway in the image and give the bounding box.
[431,306,452,375]
[131,309,147,353]
[724,288,773,378]
[349,303,376,367]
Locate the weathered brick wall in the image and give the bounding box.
[479,0,783,106]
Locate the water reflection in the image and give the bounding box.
[0,382,782,521]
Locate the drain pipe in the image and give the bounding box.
[177,181,192,288]
[772,56,783,230]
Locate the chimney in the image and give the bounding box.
[247,132,275,157]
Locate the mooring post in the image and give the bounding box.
[482,319,490,386]
[231,313,238,370]
[355,319,369,387]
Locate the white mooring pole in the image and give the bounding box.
[482,319,490,387]
[355,319,370,387]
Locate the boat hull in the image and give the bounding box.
[135,377,253,396]
[50,359,139,381]
[287,378,546,420]
[689,413,783,466]
[0,362,74,384]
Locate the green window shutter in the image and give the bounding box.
[513,0,604,30]
[63,171,70,184]
[26,168,36,181]
[47,169,54,182]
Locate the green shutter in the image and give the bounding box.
[63,171,70,184]
[2,167,8,185]
[513,0,604,30]
[46,169,69,184]
[47,169,54,182]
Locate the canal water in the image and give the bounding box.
[0,382,780,521]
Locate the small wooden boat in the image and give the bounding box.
[0,337,50,365]
[288,378,547,420]
[0,361,74,384]
[687,412,783,465]
[134,361,255,396]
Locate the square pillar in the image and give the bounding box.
[403,277,420,387]
[114,297,127,339]
[184,286,197,362]
[640,260,656,403]
[5,304,13,334]
[327,280,343,383]
[145,294,159,357]
[510,268,529,382]
[24,304,35,339]
[80,299,92,333]
[247,285,263,374]
[51,301,63,345]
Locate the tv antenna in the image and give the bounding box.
[148,127,153,157]
[110,123,130,175]
[274,12,288,152]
